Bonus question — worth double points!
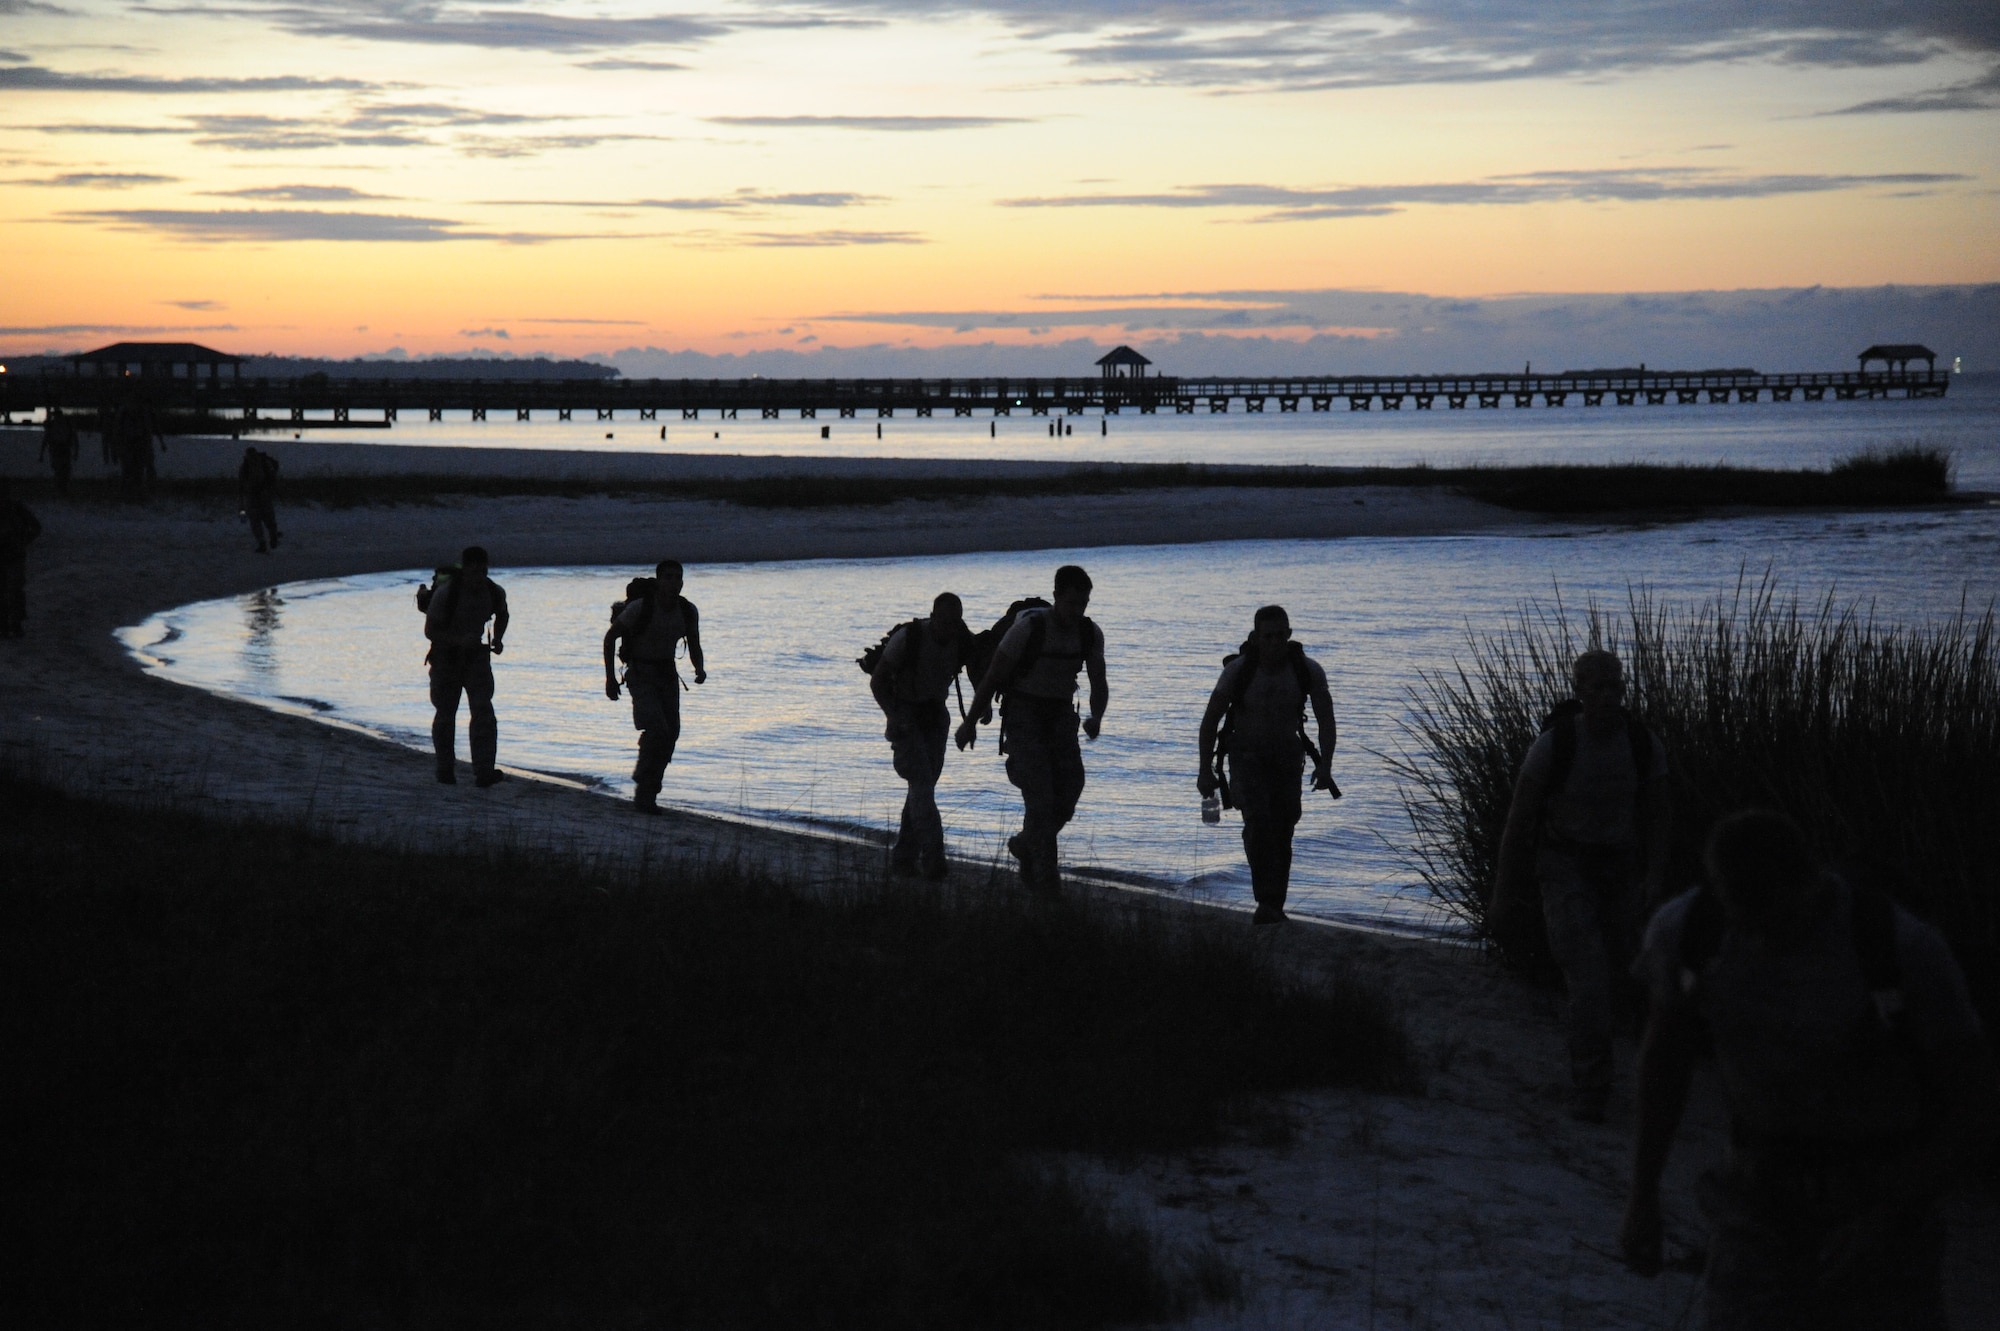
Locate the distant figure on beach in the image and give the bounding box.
[418,546,509,787]
[1196,606,1338,925]
[237,446,281,553]
[868,591,975,879]
[955,565,1107,893]
[38,408,79,496]
[1620,809,1998,1328]
[0,478,43,638]
[604,560,704,814]
[112,401,163,496]
[1491,648,1669,1121]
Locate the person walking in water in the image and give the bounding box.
[237,446,281,553]
[1196,605,1337,925]
[1620,809,1997,1329]
[604,560,704,814]
[1491,648,1670,1121]
[419,546,508,787]
[0,478,43,638]
[870,592,975,879]
[955,565,1107,893]
[37,408,79,496]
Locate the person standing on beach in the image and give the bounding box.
[1492,648,1670,1121]
[237,446,281,553]
[421,546,509,787]
[38,408,79,496]
[0,478,43,638]
[1196,606,1337,925]
[1620,809,1997,1329]
[955,565,1107,892]
[604,560,704,814]
[871,592,975,879]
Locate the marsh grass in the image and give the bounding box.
[0,778,1407,1328]
[1390,574,2000,1017]
[17,447,1962,513]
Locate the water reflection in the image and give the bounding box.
[120,506,2000,936]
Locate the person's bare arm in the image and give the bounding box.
[684,601,705,682]
[1196,672,1230,795]
[1490,759,1548,934]
[488,588,509,653]
[955,640,1020,750]
[1309,667,1337,781]
[603,624,622,699]
[1620,999,1702,1275]
[1083,641,1108,740]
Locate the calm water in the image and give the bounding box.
[122,506,2000,934]
[124,373,2000,487]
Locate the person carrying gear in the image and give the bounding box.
[38,408,79,497]
[419,545,509,787]
[237,446,281,553]
[603,560,704,815]
[114,402,161,496]
[0,479,43,638]
[955,564,1107,893]
[1492,648,1671,1121]
[1620,809,1998,1329]
[1196,605,1338,926]
[869,592,975,879]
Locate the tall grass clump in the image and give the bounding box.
[1391,574,1999,1016]
[0,779,1410,1329]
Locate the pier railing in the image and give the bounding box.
[2,368,1950,425]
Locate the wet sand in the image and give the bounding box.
[2,452,1991,1328]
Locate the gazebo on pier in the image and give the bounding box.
[1096,345,1152,379]
[69,341,243,381]
[1857,343,1936,373]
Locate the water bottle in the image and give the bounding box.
[1201,793,1221,825]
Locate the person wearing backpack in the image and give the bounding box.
[1196,606,1337,925]
[237,446,281,553]
[603,560,704,814]
[954,564,1107,893]
[1619,809,1997,1329]
[1492,648,1670,1121]
[38,408,78,497]
[419,546,508,787]
[868,591,974,879]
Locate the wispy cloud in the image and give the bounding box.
[1001,167,1971,221]
[739,228,925,246]
[1,322,241,337]
[484,189,881,211]
[210,183,396,202]
[61,207,599,244]
[269,7,729,52]
[0,63,373,93]
[7,170,178,187]
[708,115,1029,131]
[1823,64,2000,114]
[162,299,226,310]
[458,326,510,339]
[575,58,688,72]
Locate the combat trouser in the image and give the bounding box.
[1537,840,1640,1109]
[1001,693,1085,889]
[1226,746,1304,917]
[625,659,681,804]
[888,699,950,873]
[429,643,497,779]
[247,496,279,551]
[1698,1135,1946,1331]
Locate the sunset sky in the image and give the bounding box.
[3,0,1996,370]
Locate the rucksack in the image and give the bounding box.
[1539,698,1654,799]
[965,597,1049,689]
[611,578,694,663]
[416,565,459,628]
[1214,639,1339,806]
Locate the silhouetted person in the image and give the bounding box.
[956,565,1107,892]
[419,546,508,787]
[1492,648,1670,1120]
[38,409,78,496]
[871,591,975,878]
[114,402,162,496]
[237,446,281,553]
[0,478,42,638]
[603,560,703,814]
[1197,605,1337,925]
[1621,809,1998,1329]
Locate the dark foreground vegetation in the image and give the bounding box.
[0,780,1411,1329]
[16,444,1961,514]
[1392,576,1999,1029]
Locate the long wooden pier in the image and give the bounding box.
[3,367,1950,424]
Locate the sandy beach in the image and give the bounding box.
[3,445,1992,1328]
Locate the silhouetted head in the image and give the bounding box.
[929,591,964,642]
[461,546,490,575]
[1251,605,1291,659]
[654,559,684,596]
[1572,649,1625,723]
[1706,809,1820,941]
[1052,564,1092,626]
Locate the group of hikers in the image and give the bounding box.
[36,404,166,497]
[422,547,1996,1328]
